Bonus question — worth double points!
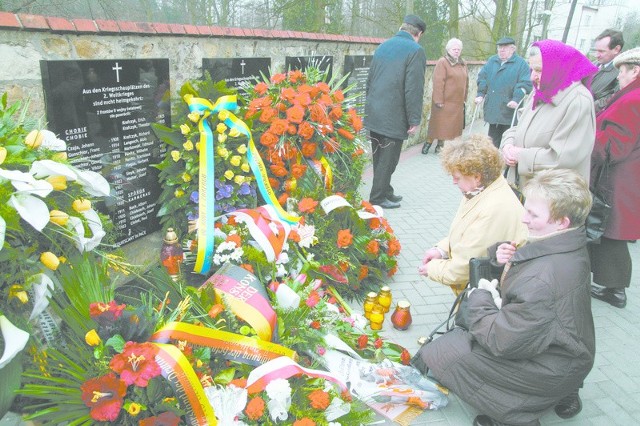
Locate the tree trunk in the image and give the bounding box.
[448,0,459,38]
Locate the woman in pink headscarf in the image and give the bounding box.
[501,39,598,189]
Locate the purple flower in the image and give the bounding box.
[187,211,198,221]
[238,182,252,196]
[215,180,233,200]
[190,191,199,204]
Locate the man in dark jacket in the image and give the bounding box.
[413,169,595,426]
[365,14,426,209]
[591,28,624,113]
[474,37,532,148]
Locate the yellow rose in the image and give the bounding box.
[182,172,192,183]
[216,123,228,133]
[217,147,229,159]
[85,329,101,346]
[241,163,251,173]
[72,198,91,212]
[175,188,185,197]
[229,155,241,167]
[0,147,7,165]
[171,150,181,162]
[229,127,241,138]
[183,140,194,151]
[40,252,60,270]
[45,175,67,191]
[224,170,234,180]
[195,142,200,151]
[218,133,228,143]
[237,144,248,154]
[188,112,200,122]
[49,210,69,226]
[25,130,44,149]
[234,175,245,185]
[180,124,190,135]
[9,285,28,304]
[218,110,230,121]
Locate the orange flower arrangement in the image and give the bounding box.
[336,229,353,248]
[308,389,331,410]
[293,418,316,426]
[245,396,265,421]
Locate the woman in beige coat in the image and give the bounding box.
[418,135,528,295]
[422,38,469,154]
[502,39,597,188]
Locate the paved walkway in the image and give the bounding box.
[360,138,640,425]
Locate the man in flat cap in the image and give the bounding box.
[365,14,427,209]
[475,37,532,148]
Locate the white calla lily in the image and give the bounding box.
[81,209,106,251]
[0,215,5,251]
[39,130,67,151]
[74,169,110,197]
[28,274,55,321]
[0,315,29,369]
[8,193,50,231]
[30,160,78,180]
[0,168,53,198]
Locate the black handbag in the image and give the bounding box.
[411,257,500,374]
[587,144,612,243]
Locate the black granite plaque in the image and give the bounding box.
[40,59,171,246]
[285,56,333,80]
[202,57,271,90]
[343,55,372,117]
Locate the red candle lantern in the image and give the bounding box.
[160,228,183,280]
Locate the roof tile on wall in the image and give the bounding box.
[46,17,75,32]
[95,19,120,33]
[17,13,49,30]
[71,19,98,33]
[0,12,21,29]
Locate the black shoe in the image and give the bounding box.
[591,285,627,308]
[554,392,582,419]
[387,194,403,202]
[378,199,401,209]
[421,142,431,154]
[434,142,444,154]
[472,415,502,426]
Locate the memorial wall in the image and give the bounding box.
[0,12,483,270]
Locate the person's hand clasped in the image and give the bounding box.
[436,103,444,108]
[496,241,517,265]
[474,96,484,105]
[418,247,443,276]
[408,125,419,136]
[502,144,521,167]
[506,100,519,109]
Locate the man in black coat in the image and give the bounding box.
[365,14,426,209]
[591,28,624,113]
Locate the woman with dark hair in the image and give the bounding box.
[501,39,598,188]
[589,47,640,309]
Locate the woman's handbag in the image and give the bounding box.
[586,144,612,243]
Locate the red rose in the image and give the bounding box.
[357,334,368,349]
[400,348,411,365]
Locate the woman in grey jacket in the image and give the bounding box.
[413,169,595,426]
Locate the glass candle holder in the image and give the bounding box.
[363,292,378,319]
[160,228,183,281]
[391,300,413,330]
[369,305,385,330]
[377,286,392,313]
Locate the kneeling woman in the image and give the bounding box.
[413,169,595,426]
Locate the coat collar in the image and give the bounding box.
[511,227,587,263]
[458,175,509,216]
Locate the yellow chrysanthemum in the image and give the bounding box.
[84,329,101,346]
